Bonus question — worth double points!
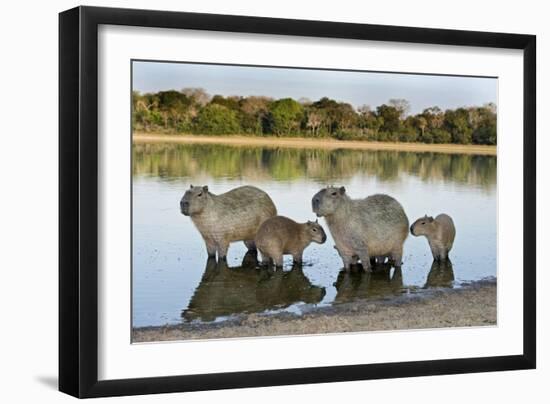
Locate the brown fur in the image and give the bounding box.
[312,187,409,271]
[255,216,327,267]
[180,185,277,259]
[410,213,456,260]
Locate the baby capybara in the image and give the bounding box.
[255,216,327,267]
[410,214,456,261]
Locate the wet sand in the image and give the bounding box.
[133,133,497,156]
[132,280,496,343]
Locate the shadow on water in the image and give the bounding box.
[333,263,404,303]
[182,251,326,322]
[424,259,455,289]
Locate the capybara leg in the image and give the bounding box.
[361,260,373,273]
[392,267,403,284]
[217,242,229,261]
[438,249,448,261]
[204,239,217,258]
[257,249,270,266]
[340,255,354,271]
[259,253,271,266]
[429,244,439,261]
[391,248,403,267]
[292,251,303,265]
[351,255,360,265]
[357,251,372,273]
[273,254,284,268]
[244,240,257,252]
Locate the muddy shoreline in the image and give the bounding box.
[132,133,497,156]
[132,279,496,343]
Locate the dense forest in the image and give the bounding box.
[132,88,497,145]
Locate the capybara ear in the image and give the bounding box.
[315,218,318,223]
[190,184,194,189]
[339,186,346,195]
[203,185,209,192]
[428,216,434,222]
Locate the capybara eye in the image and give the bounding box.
[331,192,337,196]
[197,193,203,197]
[421,222,425,225]
[313,228,317,232]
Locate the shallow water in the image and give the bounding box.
[132,142,496,327]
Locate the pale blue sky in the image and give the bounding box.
[132,61,497,115]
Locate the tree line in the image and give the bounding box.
[132,88,497,145]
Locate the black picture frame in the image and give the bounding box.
[59,5,536,398]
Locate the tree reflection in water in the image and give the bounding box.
[133,143,496,189]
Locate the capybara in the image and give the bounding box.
[312,186,409,271]
[410,214,456,260]
[180,185,277,259]
[255,216,327,267]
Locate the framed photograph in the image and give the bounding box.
[59,6,536,398]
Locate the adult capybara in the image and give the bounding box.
[410,214,456,261]
[180,185,277,259]
[255,216,327,267]
[312,186,409,271]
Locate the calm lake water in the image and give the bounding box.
[132,142,497,327]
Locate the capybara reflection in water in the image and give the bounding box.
[181,252,325,322]
[180,185,277,260]
[424,259,455,288]
[334,263,403,303]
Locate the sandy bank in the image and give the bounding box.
[132,281,496,343]
[133,133,497,156]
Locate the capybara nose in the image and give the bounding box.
[321,234,327,243]
[180,200,189,211]
[312,198,319,209]
[410,225,414,235]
